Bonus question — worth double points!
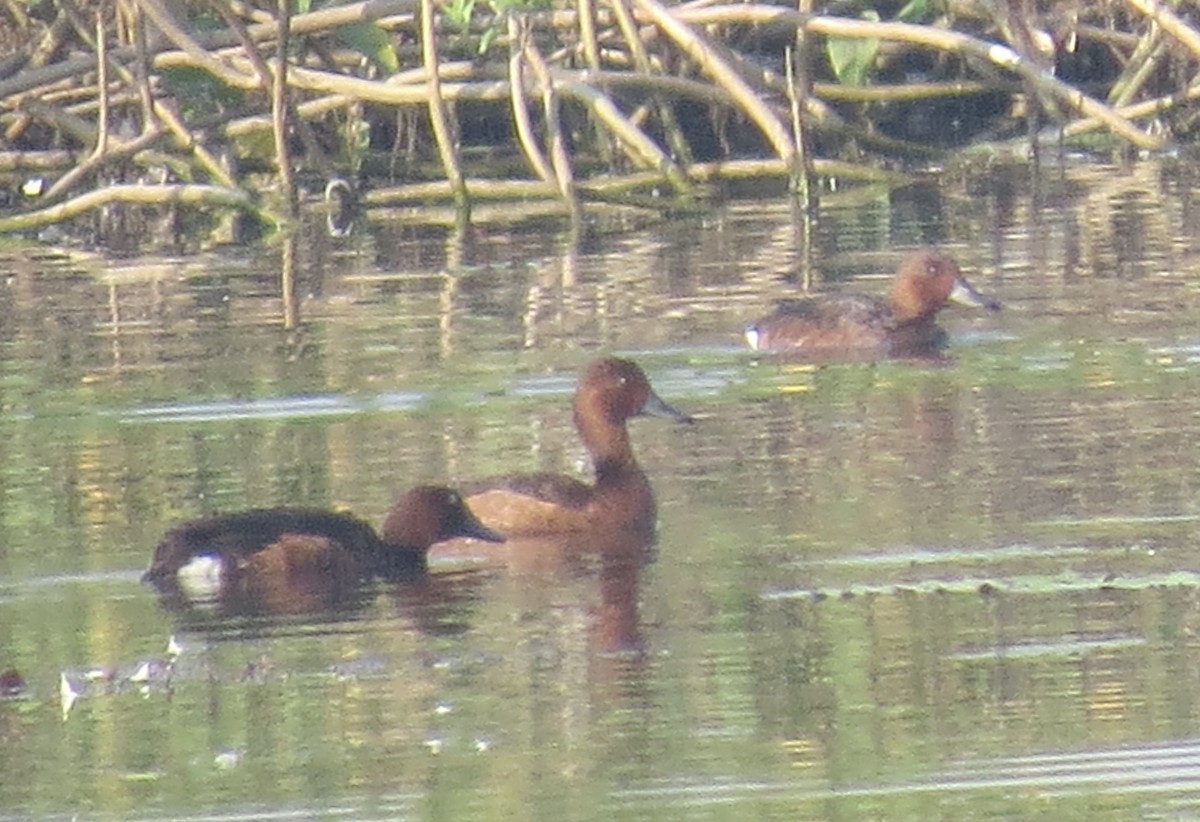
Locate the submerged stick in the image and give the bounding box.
[1107,29,1165,109]
[273,0,296,217]
[0,183,270,232]
[523,35,580,218]
[0,0,417,99]
[1062,82,1200,139]
[420,0,468,215]
[360,156,906,207]
[151,100,238,188]
[43,9,113,202]
[608,0,694,170]
[577,0,601,70]
[0,150,78,170]
[631,0,798,167]
[38,0,241,190]
[130,0,155,127]
[812,79,998,101]
[364,178,560,204]
[136,0,259,88]
[784,45,807,200]
[672,5,1162,149]
[1121,0,1200,63]
[43,127,164,203]
[556,75,691,192]
[507,15,555,186]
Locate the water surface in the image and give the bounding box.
[4,159,1200,820]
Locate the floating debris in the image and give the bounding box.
[59,660,174,718]
[329,656,388,681]
[58,635,186,718]
[213,749,243,770]
[0,669,26,698]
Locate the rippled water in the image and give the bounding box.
[4,158,1200,820]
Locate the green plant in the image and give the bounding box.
[824,0,933,86]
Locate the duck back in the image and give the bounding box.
[144,508,382,583]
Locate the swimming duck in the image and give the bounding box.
[744,249,1000,355]
[143,485,503,604]
[461,357,693,537]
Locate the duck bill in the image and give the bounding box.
[458,509,506,543]
[949,278,1001,312]
[640,390,695,424]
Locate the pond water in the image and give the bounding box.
[5,157,1200,820]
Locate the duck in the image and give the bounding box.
[460,357,693,538]
[142,485,503,605]
[744,249,1000,356]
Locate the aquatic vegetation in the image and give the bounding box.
[0,0,1193,243]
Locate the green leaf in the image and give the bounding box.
[159,66,246,119]
[489,0,551,11]
[825,10,880,86]
[335,22,399,76]
[478,26,498,55]
[896,0,928,22]
[443,0,476,31]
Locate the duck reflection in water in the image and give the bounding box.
[592,533,651,659]
[435,527,654,658]
[142,485,503,617]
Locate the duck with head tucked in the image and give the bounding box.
[744,249,1000,357]
[143,485,503,607]
[461,357,694,539]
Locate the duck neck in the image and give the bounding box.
[376,519,430,578]
[889,280,938,325]
[379,508,433,553]
[576,408,640,486]
[888,293,922,325]
[374,547,428,579]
